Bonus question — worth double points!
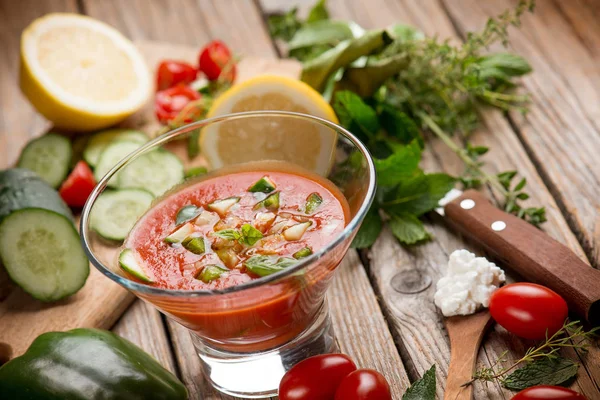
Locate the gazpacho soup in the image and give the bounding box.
[119,161,350,350]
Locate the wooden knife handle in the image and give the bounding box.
[444,189,600,325]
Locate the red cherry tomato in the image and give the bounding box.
[155,84,201,124]
[489,283,568,340]
[334,369,392,400]
[198,40,236,82]
[156,60,197,90]
[511,385,587,400]
[279,354,357,400]
[59,160,96,208]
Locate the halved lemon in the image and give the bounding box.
[20,13,151,132]
[202,75,339,176]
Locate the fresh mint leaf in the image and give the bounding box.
[389,213,430,245]
[268,8,302,42]
[176,205,202,225]
[502,357,578,391]
[402,364,436,400]
[351,205,383,248]
[212,229,241,241]
[383,173,455,216]
[307,0,329,22]
[374,140,421,186]
[301,29,392,92]
[379,105,423,147]
[245,256,297,277]
[333,91,380,140]
[240,224,263,246]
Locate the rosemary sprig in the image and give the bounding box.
[466,320,599,386]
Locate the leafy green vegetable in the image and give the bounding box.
[333,91,380,142]
[383,173,456,217]
[373,140,421,186]
[175,205,202,225]
[301,29,391,92]
[502,357,578,391]
[306,0,328,22]
[244,256,297,277]
[240,224,263,246]
[288,20,353,51]
[350,206,382,249]
[267,0,330,45]
[338,53,409,98]
[389,213,430,245]
[402,364,436,400]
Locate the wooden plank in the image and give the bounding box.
[259,0,600,397]
[440,0,600,269]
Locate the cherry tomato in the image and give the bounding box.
[511,385,587,400]
[489,283,568,340]
[155,84,201,124]
[156,60,197,90]
[59,160,96,208]
[334,369,392,400]
[198,40,236,82]
[279,354,357,400]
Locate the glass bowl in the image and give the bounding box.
[80,111,376,398]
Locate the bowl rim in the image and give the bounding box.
[80,110,377,298]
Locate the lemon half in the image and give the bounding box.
[202,75,339,176]
[20,13,152,131]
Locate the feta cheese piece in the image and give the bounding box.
[434,249,505,317]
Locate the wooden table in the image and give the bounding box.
[1,0,599,398]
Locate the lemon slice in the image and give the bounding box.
[202,75,339,176]
[20,13,151,132]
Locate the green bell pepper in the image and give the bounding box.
[0,328,188,400]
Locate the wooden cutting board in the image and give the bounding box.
[0,40,301,361]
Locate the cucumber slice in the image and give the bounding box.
[304,192,323,214]
[196,265,228,283]
[94,140,142,186]
[164,223,193,244]
[253,192,280,211]
[118,149,185,197]
[248,176,276,193]
[17,133,72,188]
[208,197,240,216]
[118,248,153,283]
[293,247,313,259]
[182,236,205,254]
[84,129,148,167]
[90,189,154,241]
[0,209,89,302]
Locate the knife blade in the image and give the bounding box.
[435,189,600,326]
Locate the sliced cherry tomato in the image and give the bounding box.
[334,369,392,400]
[511,385,587,400]
[155,84,201,124]
[198,40,236,82]
[489,283,568,340]
[59,160,96,208]
[279,354,357,400]
[156,60,197,90]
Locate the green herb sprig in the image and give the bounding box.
[467,320,599,389]
[269,0,546,247]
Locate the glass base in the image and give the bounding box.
[190,302,337,398]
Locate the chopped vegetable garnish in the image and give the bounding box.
[293,247,313,259]
[304,192,323,214]
[253,191,280,211]
[254,212,277,233]
[185,166,208,179]
[164,223,194,243]
[208,196,240,215]
[119,249,154,283]
[176,205,202,225]
[182,236,206,254]
[244,255,297,277]
[216,248,240,268]
[195,210,218,226]
[212,229,241,241]
[283,222,312,241]
[240,224,263,246]
[248,176,276,193]
[196,265,229,283]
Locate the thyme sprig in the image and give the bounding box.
[466,320,599,386]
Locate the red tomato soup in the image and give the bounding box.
[123,162,350,351]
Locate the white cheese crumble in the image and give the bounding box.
[434,249,505,317]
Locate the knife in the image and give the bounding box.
[435,188,600,326]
